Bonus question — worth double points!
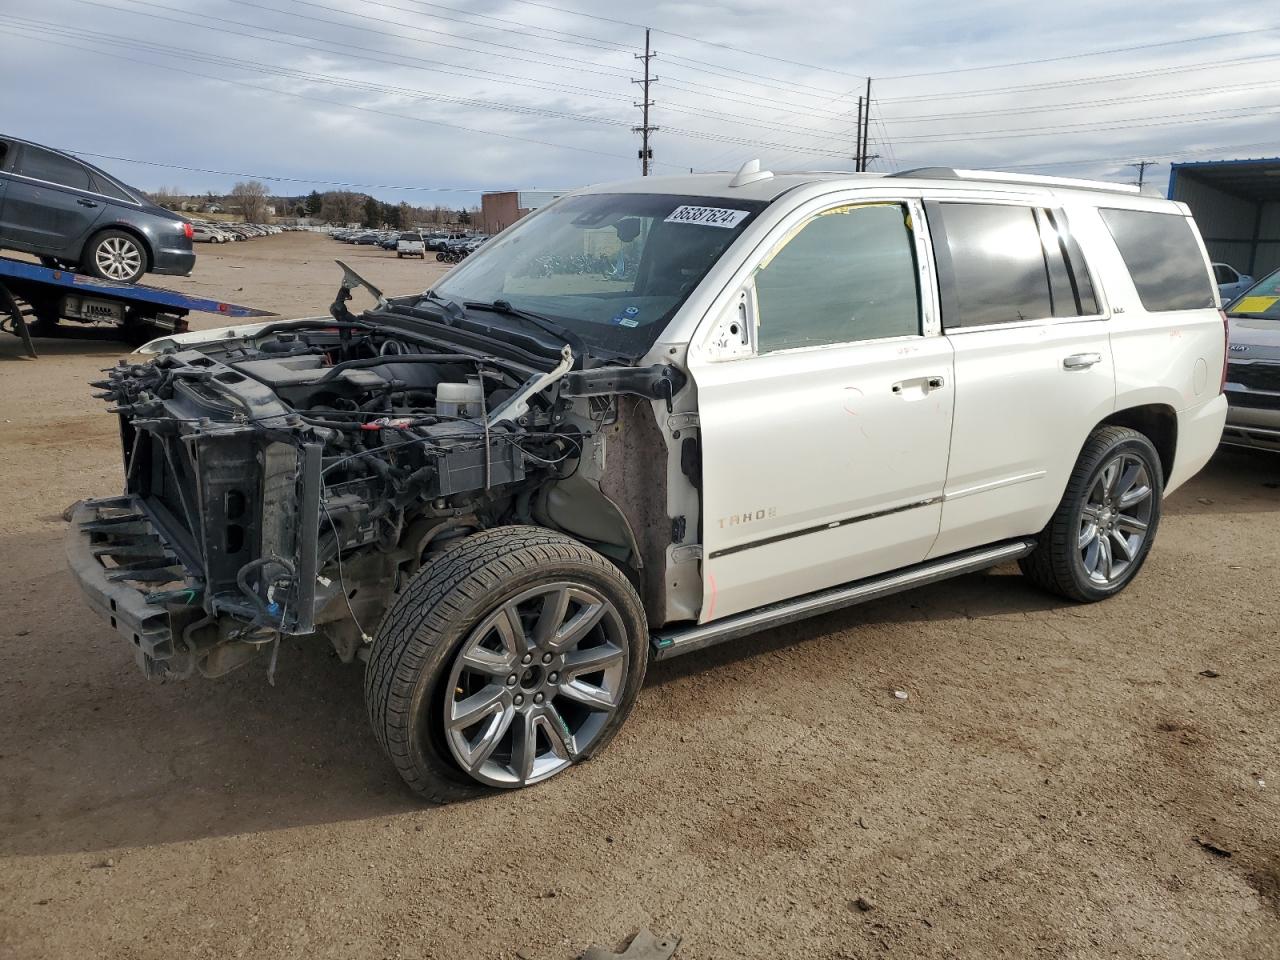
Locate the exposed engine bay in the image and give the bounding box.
[74,271,686,680]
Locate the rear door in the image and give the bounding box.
[925,198,1116,558]
[0,144,108,256]
[689,195,955,621]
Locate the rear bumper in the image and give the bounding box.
[65,496,196,675]
[1167,393,1227,494]
[1222,393,1280,452]
[152,245,196,276]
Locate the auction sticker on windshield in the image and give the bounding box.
[665,205,750,228]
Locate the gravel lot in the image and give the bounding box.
[1,232,1277,959]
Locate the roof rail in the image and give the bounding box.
[888,167,1140,194]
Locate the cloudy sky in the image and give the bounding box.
[5,0,1280,205]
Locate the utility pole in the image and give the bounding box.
[1129,160,1156,189]
[633,29,658,176]
[854,96,864,171]
[859,77,872,172]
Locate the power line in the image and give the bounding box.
[885,100,1280,144]
[52,148,557,193]
[881,77,1280,123]
[878,24,1280,80]
[497,0,870,81]
[74,0,632,98]
[7,27,674,165]
[878,51,1280,103]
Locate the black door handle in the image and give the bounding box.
[77,198,99,208]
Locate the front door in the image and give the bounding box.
[689,198,955,622]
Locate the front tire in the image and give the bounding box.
[1020,426,1163,602]
[365,526,649,801]
[83,230,147,283]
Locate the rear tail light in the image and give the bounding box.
[1220,309,1230,394]
[182,221,193,240]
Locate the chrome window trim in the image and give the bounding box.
[3,170,143,208]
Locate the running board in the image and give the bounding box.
[650,539,1037,660]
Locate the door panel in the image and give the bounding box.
[924,198,1116,558]
[695,336,955,621]
[929,320,1115,557]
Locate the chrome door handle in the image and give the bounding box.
[1063,352,1102,370]
[892,375,946,394]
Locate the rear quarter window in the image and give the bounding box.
[1099,208,1215,312]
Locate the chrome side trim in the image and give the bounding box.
[943,470,1047,502]
[707,497,940,560]
[651,539,1036,660]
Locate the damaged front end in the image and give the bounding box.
[66,303,593,680]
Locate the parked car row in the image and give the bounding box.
[190,221,291,244]
[327,227,490,262]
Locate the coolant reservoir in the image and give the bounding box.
[437,378,485,419]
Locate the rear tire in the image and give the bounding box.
[1020,426,1163,602]
[365,526,649,801]
[83,230,147,283]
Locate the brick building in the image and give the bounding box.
[480,190,565,235]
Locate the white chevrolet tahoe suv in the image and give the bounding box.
[69,163,1227,800]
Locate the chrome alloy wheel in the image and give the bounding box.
[95,236,144,280]
[442,582,629,788]
[1079,453,1154,586]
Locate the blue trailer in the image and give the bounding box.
[0,255,275,358]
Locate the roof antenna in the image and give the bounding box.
[729,158,774,188]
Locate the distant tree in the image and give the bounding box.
[381,202,402,229]
[305,190,322,216]
[319,191,363,225]
[363,195,381,228]
[457,208,471,225]
[398,202,413,229]
[295,204,307,218]
[230,180,270,222]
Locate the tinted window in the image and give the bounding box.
[1041,208,1098,316]
[933,203,1053,327]
[1099,208,1215,312]
[754,202,920,352]
[90,174,133,203]
[15,146,91,191]
[1213,263,1237,284]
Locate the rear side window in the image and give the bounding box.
[928,202,1098,329]
[754,202,921,352]
[90,174,134,203]
[1213,263,1237,284]
[1099,208,1215,312]
[15,146,92,191]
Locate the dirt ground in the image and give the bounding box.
[1,232,1277,960]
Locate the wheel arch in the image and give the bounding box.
[1099,403,1178,483]
[82,223,154,272]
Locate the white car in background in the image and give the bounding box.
[396,231,426,258]
[1214,262,1253,302]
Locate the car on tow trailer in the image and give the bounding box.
[67,162,1226,800]
[0,134,195,283]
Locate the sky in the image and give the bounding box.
[4,0,1280,206]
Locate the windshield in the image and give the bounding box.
[425,193,768,355]
[1228,267,1280,318]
